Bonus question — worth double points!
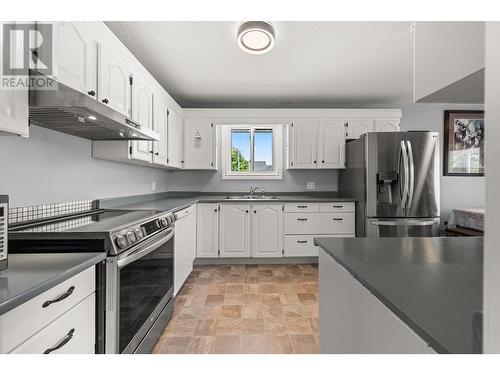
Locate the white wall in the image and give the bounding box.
[0,126,170,207]
[399,103,485,220]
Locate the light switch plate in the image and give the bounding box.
[306,181,316,190]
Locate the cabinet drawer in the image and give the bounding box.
[0,266,95,353]
[284,236,318,257]
[284,213,318,234]
[317,213,355,234]
[319,202,355,212]
[10,294,95,354]
[284,203,319,213]
[284,234,355,257]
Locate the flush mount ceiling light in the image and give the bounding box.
[237,21,275,55]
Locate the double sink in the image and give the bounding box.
[225,195,278,200]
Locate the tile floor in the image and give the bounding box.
[153,264,319,354]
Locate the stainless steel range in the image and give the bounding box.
[9,207,176,354]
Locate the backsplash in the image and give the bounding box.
[9,200,95,225]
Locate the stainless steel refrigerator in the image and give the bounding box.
[339,131,440,237]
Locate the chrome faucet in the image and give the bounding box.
[249,186,265,198]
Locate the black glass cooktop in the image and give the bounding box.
[10,209,162,234]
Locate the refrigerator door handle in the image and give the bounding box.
[399,140,409,210]
[370,219,439,226]
[406,140,415,212]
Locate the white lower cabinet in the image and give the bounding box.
[1,266,96,354]
[196,203,219,258]
[219,203,250,258]
[10,295,95,354]
[251,204,283,258]
[283,202,356,257]
[174,205,197,295]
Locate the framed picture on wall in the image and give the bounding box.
[443,110,485,176]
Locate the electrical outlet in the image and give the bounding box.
[152,181,157,191]
[306,181,315,190]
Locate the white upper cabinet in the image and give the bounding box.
[196,203,219,258]
[374,119,400,133]
[251,204,283,258]
[183,119,216,170]
[130,72,154,162]
[219,203,250,258]
[0,23,28,136]
[97,43,131,117]
[289,121,317,168]
[50,22,96,96]
[152,92,169,166]
[318,120,345,169]
[345,119,373,139]
[167,109,183,169]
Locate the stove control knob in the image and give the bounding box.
[160,218,169,227]
[134,228,144,240]
[126,231,137,244]
[115,235,128,249]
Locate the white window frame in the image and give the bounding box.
[221,124,283,180]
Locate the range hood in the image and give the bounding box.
[29,77,159,141]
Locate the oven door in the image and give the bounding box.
[106,226,174,354]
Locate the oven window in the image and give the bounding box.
[119,233,174,353]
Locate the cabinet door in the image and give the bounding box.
[152,93,168,165]
[0,24,28,137]
[289,121,317,168]
[183,120,215,169]
[318,120,345,169]
[167,109,183,168]
[98,43,131,117]
[219,204,250,257]
[374,119,400,132]
[130,73,154,162]
[196,203,219,258]
[51,22,96,96]
[346,119,374,139]
[252,204,283,258]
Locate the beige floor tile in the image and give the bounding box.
[281,305,304,318]
[261,294,281,305]
[154,336,191,354]
[297,293,318,305]
[169,319,197,336]
[212,335,241,354]
[280,293,300,305]
[224,294,244,305]
[243,284,259,294]
[195,319,219,336]
[299,304,319,318]
[244,276,259,284]
[199,306,223,319]
[226,284,244,294]
[222,304,242,318]
[226,275,244,284]
[208,284,227,294]
[186,336,216,354]
[241,335,293,354]
[243,293,260,305]
[264,318,289,336]
[217,319,242,335]
[242,305,263,319]
[262,304,283,318]
[258,276,275,283]
[290,334,319,354]
[205,294,224,306]
[308,282,319,293]
[258,283,278,294]
[287,318,313,334]
[185,295,208,307]
[242,318,265,334]
[309,318,319,334]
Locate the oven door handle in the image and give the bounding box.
[117,228,174,268]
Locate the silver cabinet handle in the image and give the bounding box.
[43,329,75,354]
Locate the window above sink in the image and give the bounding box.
[221,124,283,180]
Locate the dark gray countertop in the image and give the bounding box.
[0,252,106,315]
[99,191,356,212]
[314,237,483,354]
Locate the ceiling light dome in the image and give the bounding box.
[237,21,275,55]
